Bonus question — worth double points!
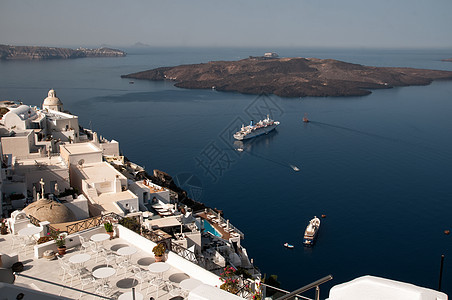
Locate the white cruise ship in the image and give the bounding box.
[233,115,280,140]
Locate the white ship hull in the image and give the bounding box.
[234,123,278,140]
[233,116,280,141]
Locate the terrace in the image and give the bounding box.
[0,223,246,299]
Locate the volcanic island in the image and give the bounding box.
[122,56,452,98]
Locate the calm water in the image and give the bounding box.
[1,47,452,296]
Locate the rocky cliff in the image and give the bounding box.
[122,57,452,98]
[0,44,126,60]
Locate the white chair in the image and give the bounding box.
[146,276,165,299]
[131,265,147,291]
[62,262,81,287]
[115,256,130,278]
[57,256,68,278]
[10,234,23,250]
[79,275,95,299]
[93,278,112,298]
[78,236,91,253]
[101,248,116,267]
[21,236,36,258]
[166,281,183,298]
[89,241,100,263]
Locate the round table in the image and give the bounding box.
[69,253,91,266]
[93,267,116,285]
[117,246,137,257]
[93,267,116,295]
[179,278,202,291]
[90,233,110,243]
[118,291,144,300]
[18,226,42,237]
[148,262,170,278]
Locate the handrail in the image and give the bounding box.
[28,214,58,232]
[14,272,109,299]
[275,275,333,300]
[261,283,312,300]
[65,212,123,234]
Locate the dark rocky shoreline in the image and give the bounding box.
[0,44,126,60]
[122,56,452,98]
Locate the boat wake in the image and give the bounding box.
[309,121,400,143]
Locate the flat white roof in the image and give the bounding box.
[61,142,101,155]
[147,215,181,228]
[81,162,126,183]
[18,155,67,169]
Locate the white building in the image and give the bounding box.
[60,142,139,216]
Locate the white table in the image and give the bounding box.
[117,246,137,264]
[93,266,116,288]
[69,253,91,267]
[117,246,137,257]
[18,226,43,243]
[90,233,110,243]
[18,226,42,237]
[93,267,116,280]
[180,278,202,291]
[148,262,170,278]
[118,291,144,300]
[93,267,116,295]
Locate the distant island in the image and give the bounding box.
[0,44,126,60]
[122,56,452,97]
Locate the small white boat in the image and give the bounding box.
[237,148,244,152]
[291,165,300,171]
[303,216,320,247]
[284,243,294,249]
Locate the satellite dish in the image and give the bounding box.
[78,159,85,168]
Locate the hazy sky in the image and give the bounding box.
[1,0,451,49]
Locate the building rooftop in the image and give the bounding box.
[16,155,68,170]
[61,143,101,156]
[80,162,126,184]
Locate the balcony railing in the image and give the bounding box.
[65,212,123,235]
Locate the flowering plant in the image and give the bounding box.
[252,281,263,300]
[48,229,66,247]
[219,266,240,294]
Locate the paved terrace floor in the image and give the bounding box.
[1,233,190,299]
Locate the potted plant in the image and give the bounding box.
[104,222,114,239]
[0,218,8,235]
[49,229,66,255]
[152,243,166,262]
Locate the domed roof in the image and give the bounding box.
[23,198,76,224]
[43,89,63,107]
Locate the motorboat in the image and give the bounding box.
[284,243,294,249]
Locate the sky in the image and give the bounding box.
[1,0,452,49]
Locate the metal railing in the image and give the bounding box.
[170,241,218,271]
[234,278,255,299]
[65,212,123,235]
[28,214,58,232]
[274,275,333,300]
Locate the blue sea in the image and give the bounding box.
[1,47,452,296]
